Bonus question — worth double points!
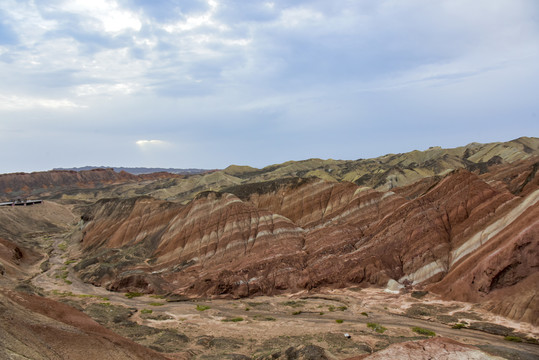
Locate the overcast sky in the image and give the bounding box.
[1,0,538,173]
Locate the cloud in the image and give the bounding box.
[0,0,538,173]
[0,94,82,110]
[135,139,170,148]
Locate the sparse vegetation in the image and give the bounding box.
[335,319,344,324]
[282,300,305,308]
[196,304,211,311]
[141,309,153,314]
[504,336,522,342]
[452,323,467,329]
[64,260,77,265]
[367,323,387,333]
[125,292,143,299]
[149,294,165,299]
[58,242,68,251]
[328,305,335,312]
[292,311,302,315]
[149,302,164,306]
[412,327,436,336]
[222,317,244,322]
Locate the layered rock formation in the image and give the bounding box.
[0,168,180,200]
[74,159,539,325]
[0,290,169,360]
[3,137,537,204]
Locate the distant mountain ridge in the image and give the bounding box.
[53,166,212,175]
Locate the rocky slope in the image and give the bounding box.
[2,137,537,204]
[73,157,539,325]
[0,289,170,360]
[0,168,181,201]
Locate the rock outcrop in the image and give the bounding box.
[0,168,180,200]
[348,337,504,359]
[75,163,539,324]
[0,289,170,359]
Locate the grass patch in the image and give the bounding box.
[196,304,211,311]
[367,323,387,334]
[64,280,72,285]
[336,319,344,324]
[222,317,244,322]
[125,292,143,299]
[361,312,368,317]
[64,260,77,265]
[58,242,67,251]
[149,302,164,306]
[452,323,467,329]
[282,300,306,308]
[412,327,436,336]
[141,309,153,314]
[504,336,522,342]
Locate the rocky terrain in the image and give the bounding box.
[0,136,538,359]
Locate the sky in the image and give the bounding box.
[1,0,538,173]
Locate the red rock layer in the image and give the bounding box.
[0,289,169,359]
[76,168,538,324]
[0,168,180,199]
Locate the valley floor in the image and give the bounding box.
[26,232,539,359]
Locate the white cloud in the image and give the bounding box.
[0,94,83,111]
[136,140,170,148]
[59,0,142,33]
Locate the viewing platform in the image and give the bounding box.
[0,199,43,206]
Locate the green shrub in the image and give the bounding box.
[328,305,335,312]
[222,317,244,322]
[141,309,153,314]
[367,323,387,333]
[196,304,211,311]
[149,302,164,306]
[282,301,305,308]
[336,319,344,324]
[319,312,325,315]
[504,336,522,342]
[292,311,302,315]
[337,306,347,311]
[361,312,368,317]
[245,307,250,311]
[452,323,466,329]
[64,260,77,265]
[125,292,143,299]
[412,327,435,336]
